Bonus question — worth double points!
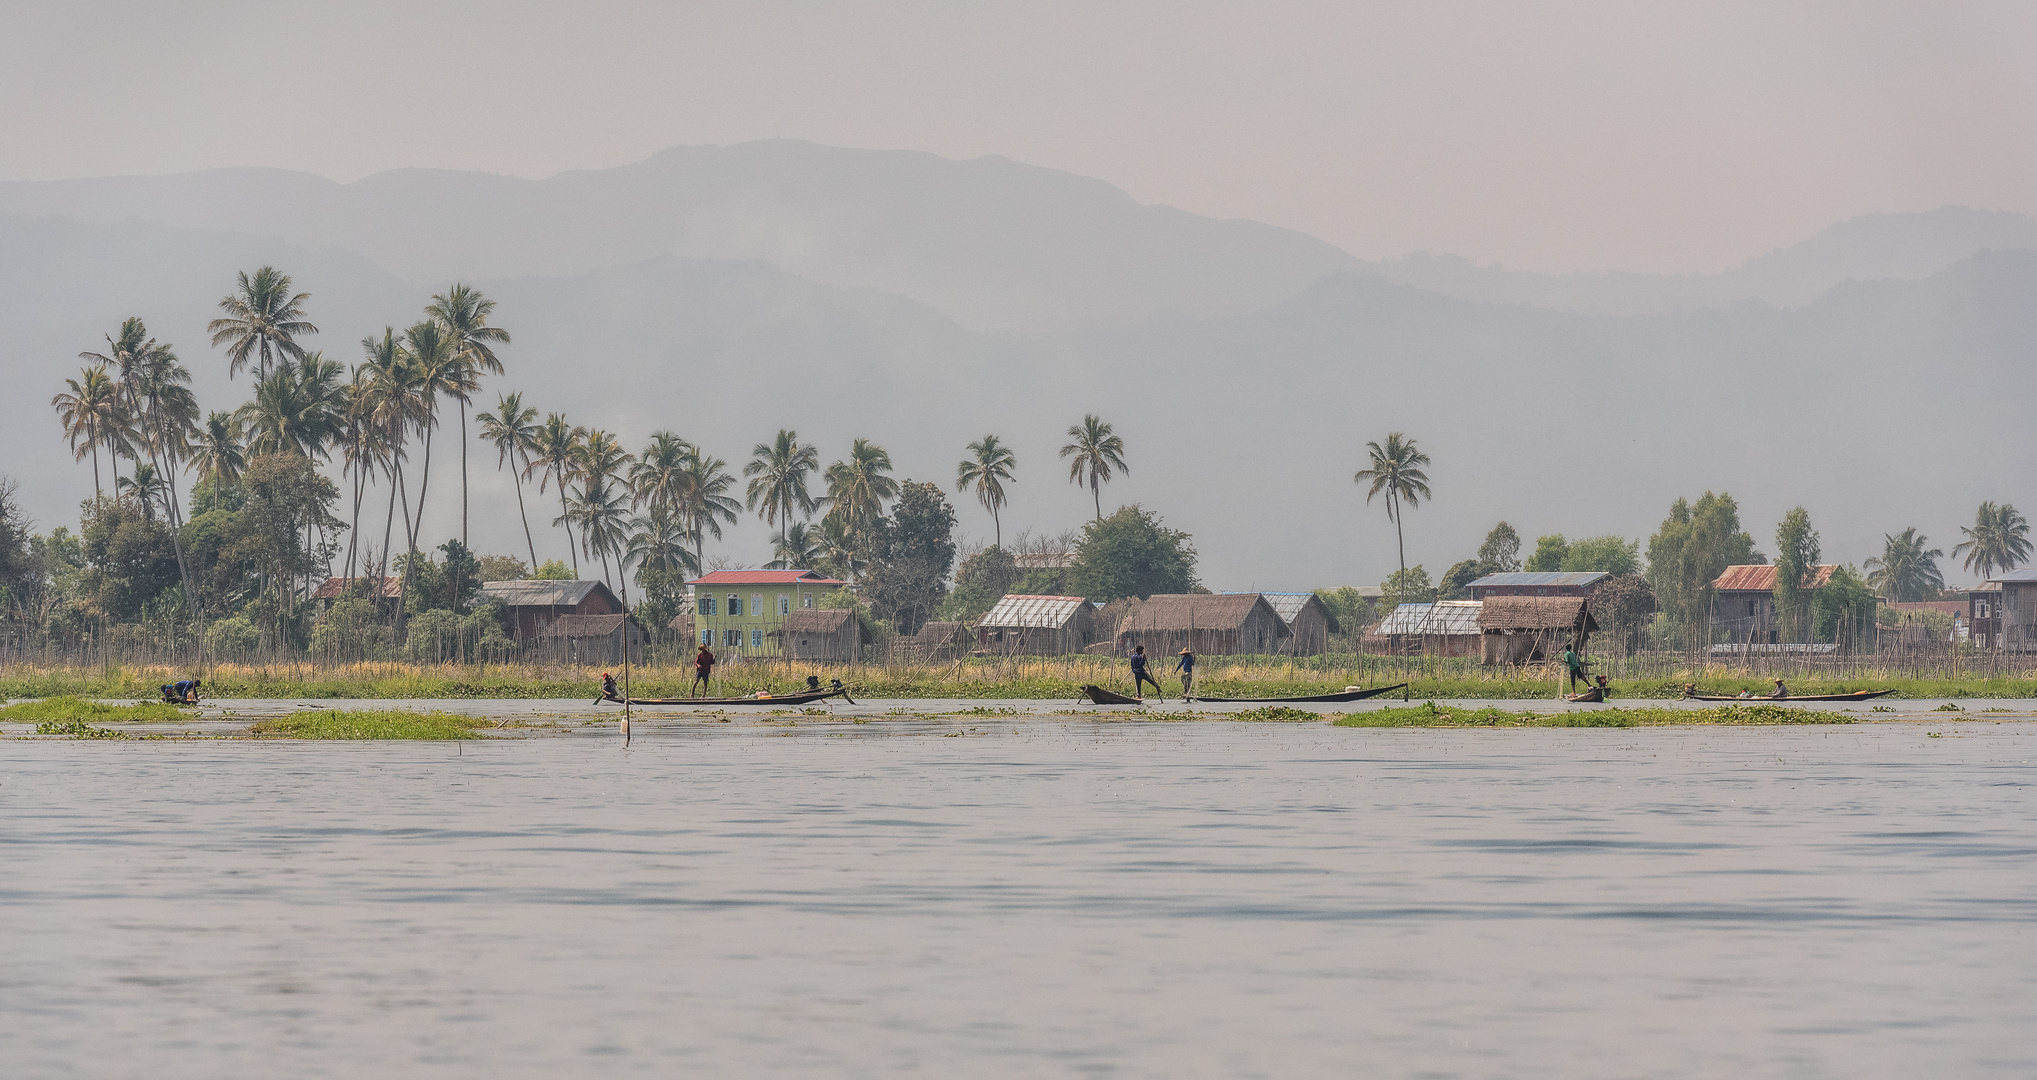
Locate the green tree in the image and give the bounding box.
[956,435,1017,546]
[426,284,510,547]
[767,521,823,571]
[1476,522,1521,574]
[1438,559,1481,600]
[862,481,959,635]
[79,495,181,620]
[208,266,316,381]
[822,438,899,546]
[1863,528,1945,601]
[1352,432,1432,578]
[238,353,346,459]
[1951,502,2031,581]
[941,545,1019,622]
[1772,507,1821,644]
[674,445,740,575]
[477,391,543,570]
[1814,564,1876,648]
[531,414,585,574]
[52,364,127,499]
[1071,505,1197,602]
[190,412,247,489]
[532,559,574,580]
[1312,586,1370,637]
[1525,534,1568,572]
[1591,573,1658,655]
[1561,535,1640,575]
[1380,565,1434,610]
[1645,492,1762,644]
[1060,414,1127,522]
[744,429,821,543]
[436,539,482,615]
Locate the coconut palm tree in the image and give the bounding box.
[90,320,206,624]
[956,434,1017,547]
[426,284,510,546]
[1863,528,1945,602]
[675,446,742,574]
[566,475,633,590]
[360,328,420,600]
[208,266,316,381]
[116,462,165,519]
[625,506,698,583]
[767,521,823,570]
[814,513,867,581]
[744,429,821,543]
[531,413,586,575]
[1353,432,1433,579]
[822,437,898,543]
[1952,502,2032,581]
[190,411,247,487]
[52,363,126,498]
[629,431,696,517]
[476,391,542,569]
[1059,414,1126,522]
[400,319,466,553]
[238,353,346,459]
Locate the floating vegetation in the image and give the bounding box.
[246,709,486,740]
[1230,706,1320,723]
[1334,701,1850,728]
[1,697,186,723]
[33,718,130,739]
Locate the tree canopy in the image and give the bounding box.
[1071,505,1197,602]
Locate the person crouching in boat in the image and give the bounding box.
[159,678,201,704]
[602,672,619,700]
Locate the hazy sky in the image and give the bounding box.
[5,1,2035,273]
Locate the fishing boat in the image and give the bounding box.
[1081,685,1147,705]
[1564,687,1604,703]
[598,677,855,706]
[1680,688,1895,703]
[1190,684,1410,703]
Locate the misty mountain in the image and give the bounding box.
[3,144,2033,589]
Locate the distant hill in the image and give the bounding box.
[3,144,2034,587]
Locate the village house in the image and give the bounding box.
[687,569,849,658]
[1117,594,1290,656]
[977,595,1097,655]
[900,620,974,662]
[1711,564,1837,644]
[774,607,862,662]
[1970,568,2037,652]
[1478,596,1597,665]
[1466,571,1608,600]
[1247,593,1336,654]
[310,575,402,612]
[1366,600,1482,657]
[478,579,626,643]
[536,613,645,665]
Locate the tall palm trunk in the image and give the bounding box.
[1092,474,1102,521]
[397,458,419,640]
[409,425,434,552]
[512,448,537,570]
[1391,491,1406,578]
[89,434,103,501]
[459,399,470,547]
[556,464,578,576]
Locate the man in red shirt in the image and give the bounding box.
[692,643,717,697]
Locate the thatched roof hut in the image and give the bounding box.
[1477,596,1597,665]
[1117,594,1290,656]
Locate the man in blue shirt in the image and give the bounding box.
[1129,645,1164,700]
[1175,648,1197,699]
[160,678,201,704]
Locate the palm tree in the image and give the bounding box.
[531,414,586,575]
[190,411,247,487]
[822,437,898,542]
[1864,527,1945,602]
[1059,414,1127,521]
[956,434,1017,546]
[400,319,466,554]
[116,462,165,519]
[629,431,696,517]
[1952,502,2032,582]
[675,446,741,574]
[767,521,823,570]
[238,353,346,458]
[566,475,633,589]
[52,363,126,498]
[744,429,821,542]
[814,513,867,581]
[361,328,420,602]
[476,391,542,569]
[1353,432,1433,579]
[208,266,316,381]
[427,284,510,546]
[625,506,698,583]
[89,319,206,625]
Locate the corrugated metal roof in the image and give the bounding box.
[1373,601,1483,636]
[687,569,845,586]
[480,579,609,607]
[980,594,1090,628]
[1466,571,1609,588]
[1237,592,1323,627]
[1713,564,1835,592]
[1989,567,2037,582]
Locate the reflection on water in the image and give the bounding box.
[3,721,2033,1078]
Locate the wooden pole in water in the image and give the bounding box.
[620,570,632,747]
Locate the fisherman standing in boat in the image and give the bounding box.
[1175,647,1197,700]
[1561,642,1591,694]
[1129,645,1164,700]
[692,643,717,697]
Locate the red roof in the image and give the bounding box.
[687,569,846,586]
[1714,564,1836,592]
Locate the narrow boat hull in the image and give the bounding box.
[600,688,854,706]
[1192,684,1411,703]
[1682,689,1896,703]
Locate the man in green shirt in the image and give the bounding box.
[1562,643,1590,693]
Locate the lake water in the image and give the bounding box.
[4,717,2033,1078]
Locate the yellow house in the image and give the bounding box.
[688,569,850,657]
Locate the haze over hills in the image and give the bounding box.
[2,141,2033,588]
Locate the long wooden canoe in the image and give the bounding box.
[1564,687,1604,703]
[1081,685,1148,705]
[1191,684,1411,703]
[599,688,854,706]
[1681,689,1895,703]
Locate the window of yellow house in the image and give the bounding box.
[779,594,790,615]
